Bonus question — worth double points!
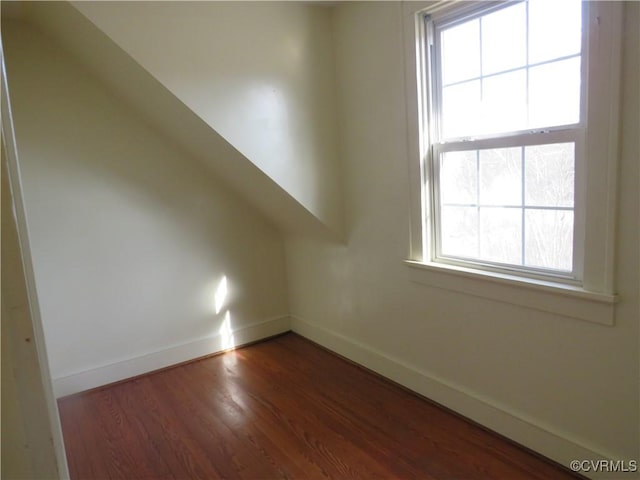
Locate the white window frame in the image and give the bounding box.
[402,1,622,325]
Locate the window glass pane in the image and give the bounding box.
[528,0,582,64]
[441,151,477,205]
[441,206,478,258]
[525,143,574,207]
[525,209,573,271]
[481,3,526,76]
[479,147,522,206]
[441,19,480,85]
[479,207,522,264]
[481,70,527,135]
[442,80,481,139]
[529,57,581,129]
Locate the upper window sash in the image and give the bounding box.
[426,0,587,145]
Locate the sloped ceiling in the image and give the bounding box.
[12,1,344,240]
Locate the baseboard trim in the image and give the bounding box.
[53,315,291,398]
[291,315,629,480]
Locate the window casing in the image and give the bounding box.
[403,1,622,324]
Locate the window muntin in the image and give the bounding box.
[427,0,584,281]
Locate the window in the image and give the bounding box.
[429,0,585,280]
[403,1,622,324]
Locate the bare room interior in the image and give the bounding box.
[1,1,638,479]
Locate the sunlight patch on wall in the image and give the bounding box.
[219,310,235,351]
[214,275,228,315]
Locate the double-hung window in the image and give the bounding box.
[404,0,622,324]
[431,0,582,279]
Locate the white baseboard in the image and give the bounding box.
[291,315,635,480]
[53,315,291,398]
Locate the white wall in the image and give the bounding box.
[287,1,639,472]
[3,21,289,396]
[71,1,343,237]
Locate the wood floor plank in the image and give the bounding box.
[150,365,294,479]
[92,386,174,479]
[251,340,535,480]
[58,396,106,480]
[58,333,580,480]
[253,337,548,480]
[264,335,564,480]
[177,359,333,479]
[242,342,470,479]
[117,377,218,479]
[196,353,393,479]
[220,356,435,479]
[197,351,419,480]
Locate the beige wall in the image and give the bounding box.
[1,121,63,477]
[0,298,33,479]
[2,21,289,394]
[286,0,639,469]
[71,1,343,236]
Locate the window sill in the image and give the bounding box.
[404,260,617,326]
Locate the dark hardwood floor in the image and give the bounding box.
[58,333,579,479]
